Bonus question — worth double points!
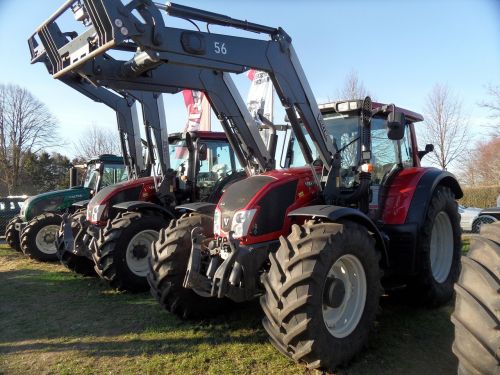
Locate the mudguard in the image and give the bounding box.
[112,201,176,220]
[176,202,216,215]
[72,200,90,209]
[288,205,389,267]
[405,169,463,226]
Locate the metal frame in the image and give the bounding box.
[29,0,339,184]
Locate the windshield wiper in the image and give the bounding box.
[337,136,360,154]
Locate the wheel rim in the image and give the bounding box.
[430,211,453,283]
[34,225,60,254]
[322,254,367,338]
[125,230,159,277]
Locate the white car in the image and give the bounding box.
[458,205,482,232]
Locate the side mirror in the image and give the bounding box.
[199,143,208,161]
[418,144,434,160]
[387,109,405,140]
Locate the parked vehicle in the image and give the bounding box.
[471,207,500,233]
[32,2,463,372]
[0,197,25,235]
[5,155,126,260]
[458,205,482,232]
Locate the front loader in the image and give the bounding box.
[31,1,463,372]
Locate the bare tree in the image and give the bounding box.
[459,137,500,186]
[74,124,121,160]
[337,70,370,100]
[479,84,500,137]
[422,84,469,170]
[0,84,59,194]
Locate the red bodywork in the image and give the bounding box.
[216,166,320,246]
[86,176,158,225]
[381,167,430,224]
[86,131,229,225]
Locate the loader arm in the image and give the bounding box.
[29,0,337,179]
[58,75,144,179]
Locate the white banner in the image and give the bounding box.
[182,90,211,132]
[246,70,273,144]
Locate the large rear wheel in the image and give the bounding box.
[148,213,230,319]
[5,215,22,252]
[260,221,381,372]
[409,185,461,306]
[92,211,170,292]
[451,222,500,375]
[20,213,62,261]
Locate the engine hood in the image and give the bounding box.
[21,186,91,221]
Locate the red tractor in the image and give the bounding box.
[32,2,463,372]
[85,131,245,291]
[149,98,462,372]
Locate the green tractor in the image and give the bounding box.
[5,154,126,261]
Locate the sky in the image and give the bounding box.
[0,0,498,161]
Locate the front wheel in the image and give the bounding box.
[260,221,381,372]
[148,213,230,319]
[20,213,62,261]
[409,186,461,306]
[92,211,170,292]
[5,215,22,252]
[56,209,96,276]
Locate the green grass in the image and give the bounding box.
[0,244,459,375]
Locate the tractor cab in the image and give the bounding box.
[169,131,242,203]
[287,99,425,219]
[79,154,128,194]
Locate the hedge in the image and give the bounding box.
[459,185,500,208]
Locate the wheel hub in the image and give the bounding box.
[132,244,148,259]
[43,232,56,244]
[322,254,367,338]
[125,229,159,277]
[323,277,346,308]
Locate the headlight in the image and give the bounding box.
[213,208,221,236]
[89,204,108,223]
[231,209,257,238]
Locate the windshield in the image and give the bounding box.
[83,162,127,190]
[169,139,190,175]
[290,113,360,172]
[83,164,99,189]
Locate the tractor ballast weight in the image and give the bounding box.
[31,2,464,372]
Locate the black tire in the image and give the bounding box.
[471,215,497,234]
[56,209,96,276]
[148,213,230,319]
[20,213,62,261]
[260,221,381,372]
[5,215,22,252]
[451,222,500,375]
[409,185,461,306]
[92,211,169,292]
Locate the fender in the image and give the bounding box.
[112,201,176,220]
[176,202,216,215]
[288,205,389,268]
[405,169,463,227]
[383,169,463,276]
[72,200,90,209]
